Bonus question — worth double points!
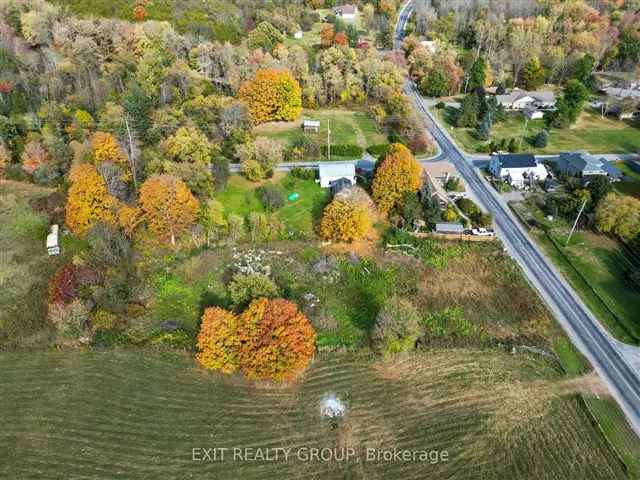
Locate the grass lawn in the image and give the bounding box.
[510,198,640,345]
[254,109,387,156]
[613,161,640,198]
[215,174,329,236]
[434,106,640,154]
[0,348,633,479]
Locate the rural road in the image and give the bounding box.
[396,0,640,437]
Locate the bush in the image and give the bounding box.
[435,102,446,109]
[289,167,316,181]
[444,177,464,192]
[456,198,480,217]
[256,184,285,211]
[367,144,392,157]
[320,144,363,158]
[424,307,476,339]
[228,273,279,309]
[371,296,422,355]
[532,130,549,148]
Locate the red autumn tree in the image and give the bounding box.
[334,32,348,46]
[21,139,49,174]
[237,298,316,381]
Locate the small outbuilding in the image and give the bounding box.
[47,224,60,256]
[318,162,356,189]
[435,222,465,234]
[303,120,320,133]
[293,31,303,40]
[330,177,353,195]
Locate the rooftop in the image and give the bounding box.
[319,162,356,178]
[334,4,358,14]
[498,153,537,169]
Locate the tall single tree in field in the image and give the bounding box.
[65,164,116,235]
[237,298,316,381]
[372,143,423,214]
[238,69,302,124]
[596,194,640,242]
[139,175,199,245]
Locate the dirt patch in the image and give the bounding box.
[558,371,611,398]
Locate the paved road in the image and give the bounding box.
[396,1,640,436]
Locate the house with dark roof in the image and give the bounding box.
[488,153,548,188]
[555,152,622,180]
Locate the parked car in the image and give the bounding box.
[471,228,496,237]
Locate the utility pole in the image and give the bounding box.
[566,198,588,246]
[327,119,331,162]
[519,115,529,150]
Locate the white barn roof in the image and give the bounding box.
[319,162,356,178]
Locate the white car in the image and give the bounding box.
[472,228,496,237]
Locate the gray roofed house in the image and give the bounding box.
[496,90,556,111]
[330,177,353,195]
[556,152,622,179]
[602,87,640,99]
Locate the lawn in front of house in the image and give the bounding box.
[215,174,329,236]
[434,106,640,154]
[255,109,387,154]
[613,161,640,198]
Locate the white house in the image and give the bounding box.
[334,4,358,22]
[318,162,356,189]
[496,90,556,111]
[489,153,548,188]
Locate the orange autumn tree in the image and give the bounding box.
[91,132,126,165]
[65,164,116,235]
[334,31,348,46]
[238,69,302,124]
[196,299,316,381]
[320,199,372,242]
[371,143,422,214]
[139,174,199,245]
[196,307,240,374]
[320,24,335,48]
[21,139,49,174]
[237,298,316,381]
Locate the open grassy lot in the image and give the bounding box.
[510,198,640,345]
[0,181,58,350]
[434,107,640,154]
[215,174,329,236]
[0,348,635,480]
[255,109,387,156]
[614,162,640,198]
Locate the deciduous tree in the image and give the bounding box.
[139,175,199,245]
[91,132,126,165]
[65,164,116,236]
[196,307,240,373]
[239,69,302,124]
[372,143,422,214]
[237,298,316,381]
[320,199,372,242]
[21,139,49,174]
[596,194,640,242]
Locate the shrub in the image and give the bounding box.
[256,184,285,211]
[237,298,316,381]
[371,296,422,354]
[533,130,549,148]
[456,198,481,217]
[228,273,279,309]
[48,300,91,345]
[367,144,392,157]
[289,167,316,181]
[408,133,434,155]
[442,204,459,222]
[444,176,464,192]
[320,144,363,158]
[320,199,372,242]
[423,307,476,339]
[435,101,446,109]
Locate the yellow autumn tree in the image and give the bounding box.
[91,132,126,164]
[65,164,116,235]
[238,68,302,124]
[139,174,199,245]
[117,204,143,237]
[320,199,372,242]
[371,143,422,214]
[196,307,240,374]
